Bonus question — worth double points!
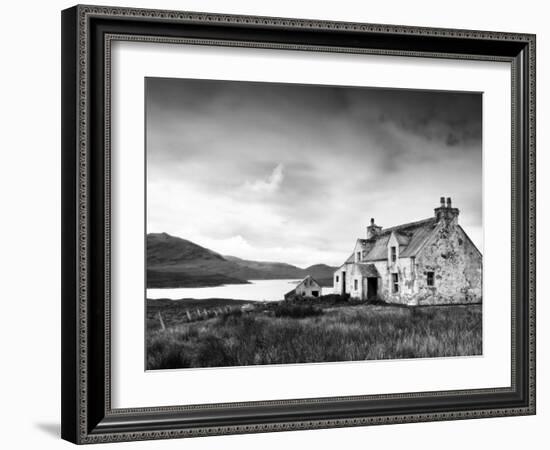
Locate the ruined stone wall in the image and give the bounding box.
[333,266,346,295]
[413,222,482,305]
[344,263,359,298]
[372,260,390,300]
[369,257,421,305]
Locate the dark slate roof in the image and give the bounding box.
[357,263,379,277]
[363,217,438,261]
[284,288,296,297]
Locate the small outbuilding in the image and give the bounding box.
[284,275,322,300]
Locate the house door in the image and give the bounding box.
[367,277,378,300]
[341,271,346,295]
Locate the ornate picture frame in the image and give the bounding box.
[61,5,536,444]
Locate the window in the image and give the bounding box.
[391,246,397,262]
[336,275,339,283]
[354,279,358,290]
[392,273,399,293]
[357,251,361,262]
[427,271,434,287]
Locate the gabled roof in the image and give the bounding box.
[296,275,321,288]
[363,217,438,261]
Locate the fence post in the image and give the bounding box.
[157,311,166,331]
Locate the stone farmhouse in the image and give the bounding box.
[333,197,482,306]
[284,275,322,300]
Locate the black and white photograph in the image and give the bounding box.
[145,78,483,370]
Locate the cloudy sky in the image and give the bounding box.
[146,78,482,267]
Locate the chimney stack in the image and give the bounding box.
[367,218,382,239]
[434,196,459,223]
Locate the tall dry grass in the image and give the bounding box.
[146,303,482,370]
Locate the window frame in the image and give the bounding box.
[392,273,399,293]
[427,271,435,287]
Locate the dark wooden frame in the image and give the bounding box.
[61,4,536,444]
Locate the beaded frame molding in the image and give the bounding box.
[61,4,536,444]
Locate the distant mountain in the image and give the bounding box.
[147,232,225,264]
[302,264,339,280]
[146,233,337,288]
[147,233,246,288]
[223,255,312,280]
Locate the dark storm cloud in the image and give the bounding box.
[146,77,482,266]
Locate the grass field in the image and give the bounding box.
[146,297,482,370]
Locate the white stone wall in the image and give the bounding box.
[333,265,345,295]
[349,264,365,299]
[333,263,361,298]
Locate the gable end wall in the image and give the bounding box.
[414,221,482,305]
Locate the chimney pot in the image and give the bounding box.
[440,197,445,207]
[370,218,375,225]
[446,197,452,207]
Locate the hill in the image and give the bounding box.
[147,233,337,288]
[223,255,312,279]
[147,232,225,265]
